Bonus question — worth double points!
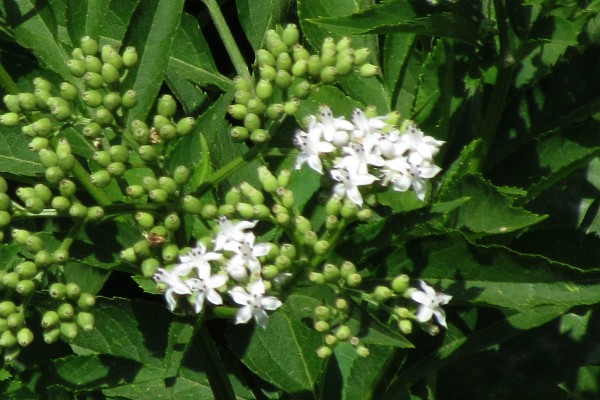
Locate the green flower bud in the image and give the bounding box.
[122,46,138,67]
[0,211,10,227]
[83,90,103,107]
[57,153,75,172]
[12,229,29,245]
[336,52,354,76]
[84,55,102,73]
[228,104,247,120]
[265,30,288,56]
[316,346,332,358]
[77,293,96,310]
[121,89,138,109]
[164,213,181,231]
[101,62,120,84]
[34,250,53,268]
[321,37,336,54]
[324,215,338,230]
[357,209,373,221]
[33,183,51,203]
[51,196,71,213]
[58,302,75,320]
[25,196,45,214]
[258,166,278,193]
[230,126,249,142]
[60,321,78,339]
[356,345,370,357]
[224,187,241,206]
[373,285,392,302]
[292,44,310,62]
[65,283,81,300]
[243,113,261,132]
[236,202,254,219]
[30,119,53,139]
[107,162,125,177]
[282,23,300,47]
[43,328,61,343]
[218,204,236,218]
[158,176,177,195]
[87,206,104,221]
[25,233,44,253]
[80,36,99,56]
[16,327,34,347]
[261,264,279,280]
[359,63,380,78]
[322,263,339,281]
[308,55,323,77]
[275,69,292,88]
[0,319,8,333]
[90,170,111,188]
[336,36,352,52]
[7,312,25,329]
[109,144,129,163]
[265,103,284,120]
[1,272,19,289]
[234,90,252,106]
[335,325,352,341]
[255,79,273,100]
[34,89,51,109]
[0,330,16,348]
[341,200,359,218]
[141,258,160,278]
[53,248,69,264]
[16,279,36,295]
[340,261,356,279]
[353,48,371,66]
[0,112,19,127]
[132,239,151,258]
[293,79,311,99]
[0,302,16,318]
[320,66,337,84]
[157,94,177,118]
[309,272,325,285]
[294,215,311,234]
[76,311,95,331]
[49,282,67,300]
[120,247,136,263]
[398,319,412,335]
[134,212,155,229]
[256,49,276,66]
[280,243,296,259]
[259,63,277,81]
[92,150,111,167]
[58,179,76,198]
[3,94,21,113]
[182,195,202,214]
[346,273,362,287]
[69,202,88,219]
[250,128,270,143]
[103,92,121,111]
[247,98,266,115]
[41,310,60,328]
[201,204,218,219]
[142,176,159,192]
[171,166,190,186]
[92,107,114,126]
[176,117,195,136]
[126,185,144,199]
[314,320,330,332]
[321,49,337,67]
[56,138,71,156]
[138,145,157,162]
[391,275,410,293]
[15,260,37,279]
[276,52,293,71]
[67,59,86,77]
[283,99,299,115]
[149,188,168,203]
[291,59,308,77]
[101,45,123,70]
[84,72,103,88]
[162,244,179,263]
[0,193,10,211]
[234,76,252,92]
[274,255,291,270]
[314,305,331,321]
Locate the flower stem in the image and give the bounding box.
[0,61,19,95]
[201,0,250,81]
[70,160,112,207]
[192,317,236,400]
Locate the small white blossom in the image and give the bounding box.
[154,267,192,312]
[409,281,452,328]
[293,117,336,174]
[396,123,445,161]
[351,108,388,139]
[224,232,271,279]
[178,242,222,275]
[186,264,228,314]
[318,105,354,142]
[229,279,283,328]
[213,217,257,251]
[330,167,378,207]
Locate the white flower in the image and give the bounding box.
[178,242,222,275]
[330,166,378,207]
[337,139,384,175]
[213,217,257,251]
[293,117,336,174]
[351,108,388,139]
[409,281,452,328]
[154,267,192,312]
[396,123,445,161]
[186,264,228,314]
[229,279,283,328]
[224,232,271,279]
[318,105,354,142]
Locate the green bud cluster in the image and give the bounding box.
[228,25,379,144]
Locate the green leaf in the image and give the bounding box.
[388,233,600,311]
[98,0,140,43]
[0,128,44,176]
[165,56,233,92]
[227,292,326,393]
[66,0,110,43]
[64,262,111,295]
[343,345,402,400]
[5,0,72,79]
[440,174,546,234]
[122,0,185,125]
[382,33,414,101]
[236,0,272,49]
[307,0,479,44]
[346,304,413,348]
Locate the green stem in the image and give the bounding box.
[70,161,111,207]
[201,0,250,81]
[59,218,85,252]
[0,61,19,95]
[192,317,237,400]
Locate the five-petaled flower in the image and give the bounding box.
[229,279,283,329]
[409,280,452,328]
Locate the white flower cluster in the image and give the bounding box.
[154,217,282,328]
[294,106,444,205]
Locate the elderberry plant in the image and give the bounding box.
[1,0,600,399]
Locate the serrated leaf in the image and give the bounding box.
[0,128,44,176]
[388,233,600,311]
[227,292,326,393]
[122,0,185,125]
[343,345,402,400]
[66,0,110,43]
[5,0,72,80]
[236,0,272,49]
[440,174,546,233]
[307,0,478,44]
[98,0,140,43]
